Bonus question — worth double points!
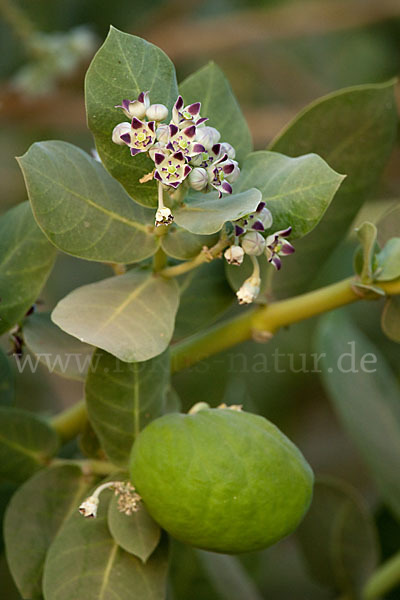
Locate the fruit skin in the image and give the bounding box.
[130,408,314,554]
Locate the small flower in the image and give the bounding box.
[236,275,261,304]
[265,227,295,270]
[207,153,240,197]
[153,149,191,188]
[120,117,156,156]
[224,245,244,266]
[241,231,266,256]
[146,103,169,122]
[115,91,150,119]
[113,481,141,516]
[188,167,208,191]
[172,95,207,128]
[195,126,221,150]
[244,202,273,232]
[166,124,205,158]
[111,122,131,145]
[219,142,236,159]
[155,206,174,227]
[79,495,99,518]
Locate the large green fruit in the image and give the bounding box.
[130,407,313,554]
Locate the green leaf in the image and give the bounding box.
[161,226,218,260]
[18,141,159,263]
[23,312,93,381]
[297,477,378,595]
[270,81,397,297]
[174,188,262,235]
[381,296,400,343]
[43,490,169,600]
[174,260,234,340]
[0,349,14,405]
[51,267,180,362]
[354,221,378,282]
[376,238,400,281]
[4,465,92,599]
[85,26,178,208]
[0,407,59,483]
[236,151,344,239]
[315,310,400,519]
[377,204,400,246]
[225,253,272,304]
[108,495,161,562]
[0,202,56,335]
[179,61,253,164]
[86,349,170,466]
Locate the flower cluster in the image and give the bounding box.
[224,201,295,304]
[112,91,240,226]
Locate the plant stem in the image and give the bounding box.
[160,237,229,278]
[0,0,36,52]
[152,246,168,272]
[51,458,119,476]
[363,551,400,600]
[49,275,400,441]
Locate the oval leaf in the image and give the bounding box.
[0,202,56,335]
[51,268,180,362]
[23,312,94,381]
[174,188,262,235]
[376,238,400,281]
[270,80,397,297]
[18,141,159,263]
[43,491,169,600]
[236,151,344,239]
[85,26,178,208]
[86,349,170,466]
[0,349,14,405]
[108,494,161,563]
[179,61,253,164]
[297,477,378,595]
[381,296,400,343]
[315,310,400,519]
[0,407,59,483]
[161,227,218,261]
[4,465,92,599]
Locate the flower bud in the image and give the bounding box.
[224,160,240,183]
[219,142,236,159]
[195,126,221,149]
[188,167,208,191]
[112,122,131,145]
[236,275,261,304]
[241,231,265,256]
[258,207,273,229]
[156,124,169,144]
[146,103,169,122]
[155,206,174,227]
[224,245,244,266]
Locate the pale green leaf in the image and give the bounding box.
[270,81,397,297]
[23,312,93,381]
[108,495,161,562]
[4,465,92,599]
[174,188,262,235]
[297,477,378,595]
[236,151,344,239]
[381,296,400,343]
[52,267,180,362]
[161,226,218,260]
[0,202,56,335]
[18,141,159,263]
[0,349,14,405]
[376,238,400,281]
[315,310,400,518]
[0,407,59,483]
[86,349,170,466]
[377,204,400,246]
[85,26,178,208]
[43,491,169,600]
[354,221,378,282]
[179,61,252,164]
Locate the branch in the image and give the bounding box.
[363,550,400,600]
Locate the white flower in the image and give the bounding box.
[188,167,208,191]
[146,103,169,122]
[111,122,131,145]
[219,142,236,159]
[195,126,221,150]
[79,495,99,518]
[224,245,244,266]
[115,92,150,119]
[155,206,174,227]
[236,275,261,304]
[241,231,266,256]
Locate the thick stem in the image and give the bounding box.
[152,247,168,272]
[160,237,229,278]
[363,551,400,600]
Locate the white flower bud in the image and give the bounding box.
[155,206,174,227]
[156,124,169,144]
[188,167,208,191]
[224,245,244,266]
[79,495,99,518]
[146,103,169,122]
[220,142,236,159]
[258,207,273,229]
[236,275,261,304]
[195,126,221,149]
[241,231,265,256]
[112,122,131,145]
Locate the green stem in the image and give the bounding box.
[51,458,119,476]
[152,247,168,272]
[49,275,400,441]
[363,551,400,599]
[0,0,36,52]
[160,237,229,278]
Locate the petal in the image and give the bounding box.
[154,152,165,165]
[174,95,184,110]
[196,117,208,126]
[184,164,192,177]
[278,226,292,238]
[270,255,282,270]
[211,143,221,157]
[169,123,179,137]
[130,147,141,156]
[172,150,185,162]
[221,182,232,194]
[235,225,245,236]
[252,220,264,231]
[131,117,143,130]
[256,201,266,212]
[154,170,162,181]
[223,163,235,175]
[120,133,131,144]
[192,143,205,154]
[280,241,295,255]
[183,125,196,138]
[169,181,180,188]
[147,121,155,133]
[187,102,201,115]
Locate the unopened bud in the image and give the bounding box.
[224,245,244,266]
[112,122,131,145]
[196,126,221,150]
[188,167,208,191]
[219,142,236,159]
[156,124,169,144]
[241,231,265,256]
[146,103,169,122]
[258,207,273,229]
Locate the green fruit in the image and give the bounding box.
[130,407,313,554]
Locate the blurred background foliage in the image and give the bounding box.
[1,0,400,598]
